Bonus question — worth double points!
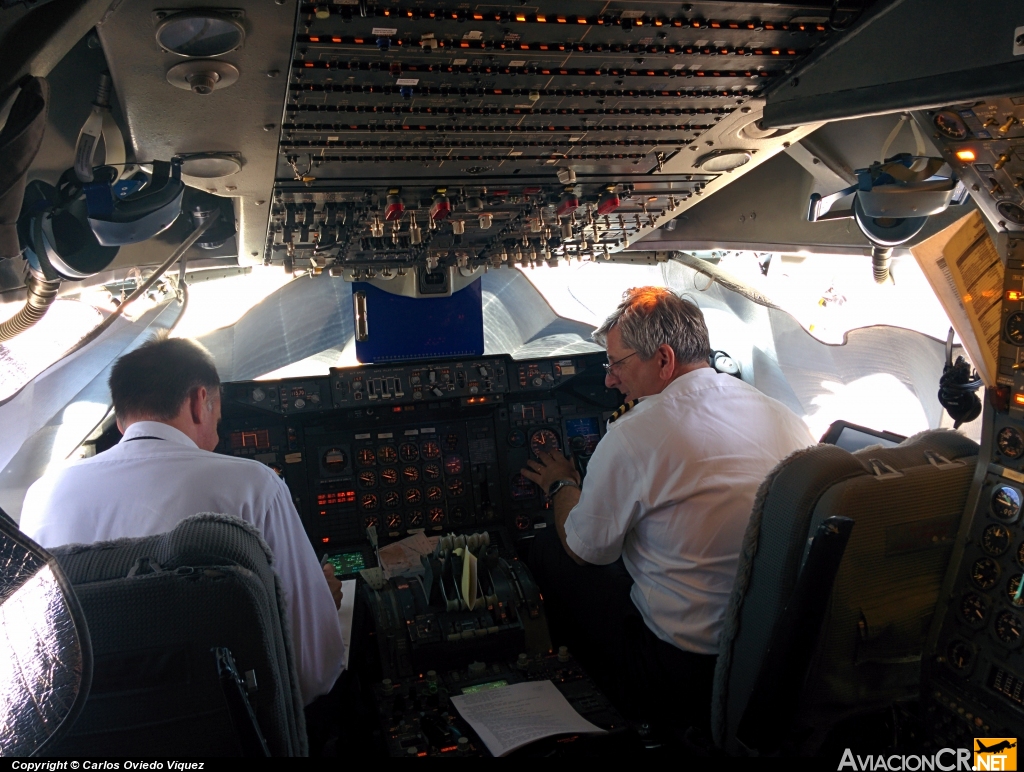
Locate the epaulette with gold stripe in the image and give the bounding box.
[608,399,638,423]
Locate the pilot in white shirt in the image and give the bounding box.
[21,335,345,707]
[523,287,813,728]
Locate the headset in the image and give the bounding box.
[19,160,185,280]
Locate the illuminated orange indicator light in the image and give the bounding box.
[515,13,526,21]
[1014,393,1024,406]
[535,14,546,22]
[1008,290,1024,301]
[955,149,977,162]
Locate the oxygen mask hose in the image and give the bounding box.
[0,271,61,342]
[871,246,892,284]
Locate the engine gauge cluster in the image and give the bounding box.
[221,352,618,548]
[309,421,481,542]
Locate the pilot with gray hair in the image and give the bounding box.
[522,286,813,729]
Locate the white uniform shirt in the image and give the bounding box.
[564,367,814,655]
[20,421,345,706]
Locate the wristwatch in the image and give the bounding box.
[547,478,581,498]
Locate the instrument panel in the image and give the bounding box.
[217,352,620,551]
[924,240,1024,740]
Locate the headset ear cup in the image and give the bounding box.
[962,394,982,426]
[712,350,741,377]
[35,198,118,279]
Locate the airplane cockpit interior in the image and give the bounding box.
[3,0,1024,761]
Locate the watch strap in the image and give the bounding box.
[547,478,581,497]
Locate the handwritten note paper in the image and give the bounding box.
[450,680,606,757]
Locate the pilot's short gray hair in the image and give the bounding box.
[592,287,710,365]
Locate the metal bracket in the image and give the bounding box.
[925,451,965,470]
[869,459,905,480]
[353,290,368,341]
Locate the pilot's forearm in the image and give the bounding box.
[553,487,586,565]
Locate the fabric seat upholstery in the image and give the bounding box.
[45,513,307,756]
[712,429,980,754]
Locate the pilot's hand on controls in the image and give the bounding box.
[323,562,342,610]
[521,450,579,495]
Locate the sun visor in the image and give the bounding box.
[352,279,484,364]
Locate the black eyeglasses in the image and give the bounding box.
[602,352,638,372]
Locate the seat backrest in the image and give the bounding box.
[712,429,979,754]
[45,513,307,757]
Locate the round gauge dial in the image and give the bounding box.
[399,442,420,462]
[447,479,465,498]
[383,490,401,509]
[445,455,464,476]
[933,111,969,140]
[380,467,399,486]
[407,510,424,528]
[983,524,1013,556]
[386,513,403,531]
[998,427,1024,460]
[405,488,423,505]
[402,465,420,483]
[960,592,988,628]
[357,448,376,467]
[510,473,537,500]
[507,429,526,448]
[426,485,444,502]
[444,434,459,452]
[423,462,442,481]
[570,435,588,452]
[995,610,1024,647]
[360,493,379,510]
[946,639,974,671]
[449,506,466,525]
[358,470,377,489]
[364,514,380,530]
[514,514,531,531]
[378,445,398,464]
[1006,312,1024,346]
[993,486,1022,521]
[322,447,347,472]
[421,441,441,460]
[972,557,1001,590]
[251,387,266,403]
[1008,574,1024,608]
[429,507,446,526]
[530,429,560,457]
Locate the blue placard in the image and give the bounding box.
[353,279,484,363]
